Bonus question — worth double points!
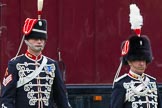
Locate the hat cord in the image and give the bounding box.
[112,61,123,88]
[14,35,25,59]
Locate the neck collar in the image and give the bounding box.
[128,70,145,80]
[25,50,42,61]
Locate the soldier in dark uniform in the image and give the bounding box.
[110,35,162,108]
[110,4,162,108]
[0,1,71,107]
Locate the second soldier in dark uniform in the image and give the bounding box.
[110,35,162,108]
[110,4,162,108]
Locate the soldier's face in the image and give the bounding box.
[128,60,147,74]
[27,38,46,54]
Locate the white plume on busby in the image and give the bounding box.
[15,0,47,58]
[129,4,143,36]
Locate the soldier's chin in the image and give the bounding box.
[33,46,44,52]
[137,67,145,71]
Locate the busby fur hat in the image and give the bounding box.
[121,35,153,65]
[23,18,47,40]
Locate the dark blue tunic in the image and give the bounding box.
[110,72,162,108]
[1,53,71,108]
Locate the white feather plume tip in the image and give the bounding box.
[129,4,143,30]
[37,0,44,11]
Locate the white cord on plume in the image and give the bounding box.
[129,4,143,30]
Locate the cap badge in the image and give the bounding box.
[140,40,143,45]
[38,21,43,26]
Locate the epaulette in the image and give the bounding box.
[10,54,24,61]
[145,73,156,80]
[115,74,128,82]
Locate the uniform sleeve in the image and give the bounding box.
[110,82,126,108]
[157,84,162,108]
[0,61,18,108]
[52,62,71,108]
